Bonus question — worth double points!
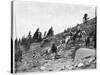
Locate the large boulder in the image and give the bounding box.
[73,48,96,67]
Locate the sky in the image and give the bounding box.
[14,1,96,39]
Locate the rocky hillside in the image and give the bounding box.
[15,17,96,73]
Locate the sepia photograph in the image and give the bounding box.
[12,1,97,73]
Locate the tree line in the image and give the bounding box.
[15,27,54,51]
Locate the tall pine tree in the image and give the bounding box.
[33,28,39,40]
[47,27,54,37]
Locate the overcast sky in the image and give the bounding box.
[14,1,96,38]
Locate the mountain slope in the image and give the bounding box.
[16,17,96,72]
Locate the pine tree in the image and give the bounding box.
[83,13,89,23]
[43,31,46,38]
[21,36,26,45]
[38,32,42,41]
[51,43,57,53]
[33,28,39,40]
[47,27,54,37]
[64,29,67,33]
[28,31,32,43]
[28,31,32,40]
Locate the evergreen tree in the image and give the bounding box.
[38,32,42,41]
[64,29,67,33]
[83,13,89,23]
[43,31,46,38]
[51,43,57,53]
[47,27,54,37]
[21,36,27,45]
[33,28,39,40]
[21,36,30,51]
[28,31,32,43]
[28,31,32,40]
[51,43,57,59]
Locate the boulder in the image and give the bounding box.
[74,48,96,66]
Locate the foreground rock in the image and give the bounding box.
[73,48,96,69]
